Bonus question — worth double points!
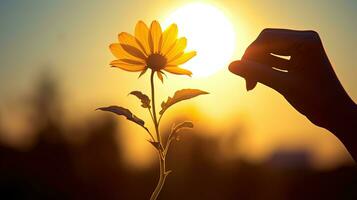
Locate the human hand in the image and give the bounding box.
[229,29,357,159]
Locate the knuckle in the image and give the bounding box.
[259,28,273,39]
[309,30,320,39]
[302,30,322,49]
[305,30,321,42]
[258,28,273,38]
[243,41,262,59]
[261,28,272,34]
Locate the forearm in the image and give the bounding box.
[326,102,357,161]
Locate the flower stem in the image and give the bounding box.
[149,70,168,200]
[150,154,168,200]
[150,71,161,144]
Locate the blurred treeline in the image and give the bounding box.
[0,72,357,200]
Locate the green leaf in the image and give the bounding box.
[159,89,209,115]
[129,91,151,109]
[97,106,148,130]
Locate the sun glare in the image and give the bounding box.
[163,3,236,77]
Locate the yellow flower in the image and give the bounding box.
[109,20,196,81]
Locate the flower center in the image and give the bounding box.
[146,54,167,71]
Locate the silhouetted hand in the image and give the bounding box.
[229,29,357,160]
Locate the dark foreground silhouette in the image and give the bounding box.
[229,29,357,161]
[1,116,357,200]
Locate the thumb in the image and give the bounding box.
[229,60,286,91]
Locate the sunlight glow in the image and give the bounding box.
[164,3,236,77]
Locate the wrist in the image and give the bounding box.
[325,102,357,135]
[324,101,357,161]
[330,103,357,161]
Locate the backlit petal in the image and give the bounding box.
[163,66,192,76]
[149,20,162,53]
[160,24,178,54]
[165,37,187,61]
[168,51,196,65]
[118,33,147,59]
[120,44,147,60]
[110,60,146,72]
[135,21,151,55]
[120,59,145,65]
[109,43,145,62]
[119,32,147,56]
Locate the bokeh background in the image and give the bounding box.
[0,0,356,199]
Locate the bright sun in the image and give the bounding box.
[163,3,236,78]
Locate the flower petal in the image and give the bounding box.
[149,20,162,53]
[110,60,146,72]
[164,66,192,76]
[165,37,187,61]
[160,23,178,54]
[109,43,145,62]
[135,21,151,56]
[168,51,197,65]
[118,32,142,51]
[120,44,147,60]
[120,59,145,65]
[118,32,147,60]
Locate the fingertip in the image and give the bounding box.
[246,80,258,91]
[229,60,258,92]
[228,60,242,74]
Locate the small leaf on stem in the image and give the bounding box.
[169,121,194,141]
[160,89,209,115]
[164,170,172,176]
[129,91,151,108]
[97,106,148,130]
[173,121,194,132]
[147,140,161,150]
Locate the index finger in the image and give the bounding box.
[244,28,320,57]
